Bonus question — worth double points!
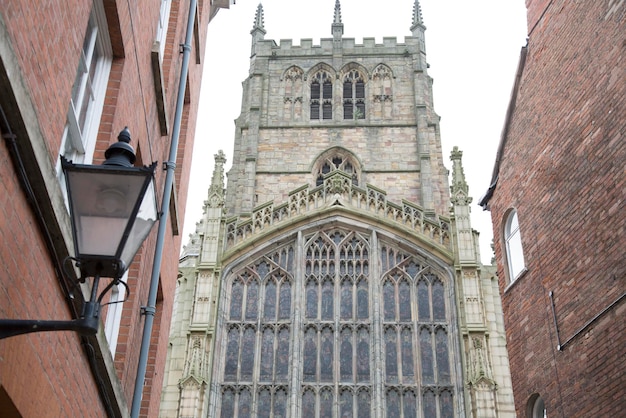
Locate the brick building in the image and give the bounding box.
[0,0,232,416]
[160,1,516,417]
[479,0,625,416]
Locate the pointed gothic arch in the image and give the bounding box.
[340,63,368,120]
[281,65,304,120]
[213,218,460,418]
[311,146,362,187]
[307,63,336,120]
[372,63,394,119]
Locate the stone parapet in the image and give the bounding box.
[224,171,451,253]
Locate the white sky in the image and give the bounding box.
[183,0,528,264]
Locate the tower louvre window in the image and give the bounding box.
[343,69,365,120]
[310,71,332,120]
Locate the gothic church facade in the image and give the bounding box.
[160,2,514,417]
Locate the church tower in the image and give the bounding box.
[160,2,515,417]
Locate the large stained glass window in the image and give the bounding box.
[217,228,456,417]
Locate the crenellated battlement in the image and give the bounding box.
[253,36,421,58]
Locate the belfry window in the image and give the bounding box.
[343,70,365,120]
[310,71,333,120]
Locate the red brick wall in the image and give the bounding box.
[0,0,211,415]
[489,0,625,416]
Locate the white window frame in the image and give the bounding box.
[104,271,129,356]
[60,0,112,166]
[528,394,547,418]
[155,0,173,61]
[504,209,526,283]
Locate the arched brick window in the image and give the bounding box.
[503,209,526,282]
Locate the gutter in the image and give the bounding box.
[130,0,198,416]
[478,44,528,210]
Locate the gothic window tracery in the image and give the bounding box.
[310,71,333,120]
[372,64,393,119]
[217,230,456,417]
[343,69,366,119]
[283,66,304,120]
[314,151,360,187]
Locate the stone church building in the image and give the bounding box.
[160,2,515,417]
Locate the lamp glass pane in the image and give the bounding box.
[66,169,149,258]
[120,179,158,267]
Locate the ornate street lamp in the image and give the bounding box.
[0,128,158,339]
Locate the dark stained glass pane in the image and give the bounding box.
[383,281,395,321]
[401,328,415,382]
[323,81,332,99]
[287,247,294,271]
[238,388,252,418]
[220,389,235,418]
[320,389,333,417]
[311,103,320,119]
[423,390,437,418]
[357,390,371,418]
[341,280,353,319]
[311,81,320,99]
[279,282,291,320]
[340,390,354,418]
[246,281,258,320]
[256,261,269,279]
[257,388,271,418]
[441,390,454,418]
[321,280,334,320]
[274,388,288,418]
[302,390,316,416]
[340,329,353,381]
[356,101,365,119]
[344,80,353,97]
[403,390,418,417]
[224,329,239,380]
[240,327,255,379]
[303,329,317,381]
[320,328,334,381]
[344,102,354,120]
[436,328,450,384]
[260,328,274,380]
[264,280,276,321]
[356,279,368,319]
[356,81,365,98]
[356,329,370,383]
[385,328,398,383]
[398,280,411,321]
[420,328,434,384]
[386,389,401,418]
[323,102,332,119]
[418,280,430,321]
[306,281,318,319]
[276,328,290,380]
[433,279,446,321]
[230,281,243,320]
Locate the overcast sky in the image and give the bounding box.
[183,0,528,264]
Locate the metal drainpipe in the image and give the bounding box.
[130,0,197,416]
